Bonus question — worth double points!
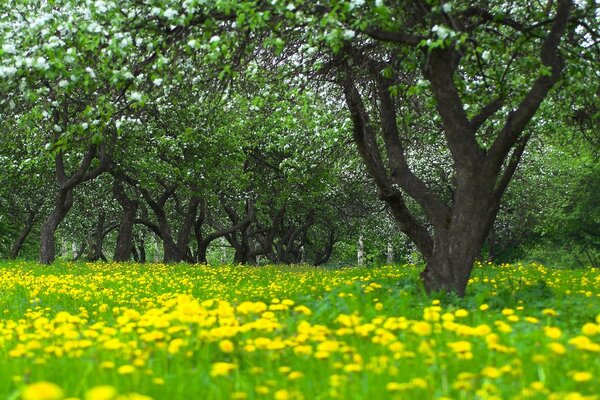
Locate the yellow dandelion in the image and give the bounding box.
[22,382,64,400]
[85,386,117,400]
[218,339,234,353]
[117,365,136,375]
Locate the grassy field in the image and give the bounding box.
[0,261,598,400]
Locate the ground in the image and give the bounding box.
[0,261,598,400]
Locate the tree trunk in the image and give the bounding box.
[10,209,36,259]
[40,189,73,264]
[176,198,199,263]
[113,179,139,262]
[137,235,146,263]
[357,234,364,266]
[87,211,107,262]
[386,241,394,265]
[420,199,492,296]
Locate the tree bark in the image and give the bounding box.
[357,234,364,266]
[10,208,36,259]
[87,211,108,262]
[113,179,139,262]
[40,188,74,264]
[39,121,115,264]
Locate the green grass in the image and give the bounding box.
[0,260,598,400]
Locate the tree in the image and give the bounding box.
[283,0,596,295]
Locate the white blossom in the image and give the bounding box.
[2,43,16,54]
[34,56,49,70]
[58,79,69,87]
[153,78,163,86]
[164,8,178,19]
[349,0,365,10]
[343,29,356,40]
[0,66,17,77]
[94,0,108,13]
[129,91,142,101]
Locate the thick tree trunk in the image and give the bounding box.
[420,197,492,296]
[40,189,73,264]
[10,209,36,259]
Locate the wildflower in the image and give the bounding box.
[455,309,469,318]
[548,342,566,355]
[288,371,303,380]
[219,339,234,353]
[117,365,136,375]
[255,386,269,394]
[448,341,472,354]
[581,323,598,336]
[274,390,290,400]
[571,371,592,382]
[481,366,502,379]
[544,326,562,340]
[22,382,64,400]
[85,386,117,400]
[411,321,432,336]
[210,362,237,377]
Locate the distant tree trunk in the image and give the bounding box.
[357,234,364,266]
[131,243,139,262]
[87,211,108,262]
[386,241,394,265]
[40,188,74,264]
[314,229,336,266]
[113,179,139,262]
[218,198,256,264]
[138,185,180,263]
[73,241,86,261]
[137,234,146,263]
[39,129,114,264]
[10,208,36,259]
[176,197,200,263]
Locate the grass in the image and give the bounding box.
[0,261,598,400]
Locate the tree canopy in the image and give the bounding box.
[0,0,598,295]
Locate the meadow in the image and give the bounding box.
[0,261,598,400]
